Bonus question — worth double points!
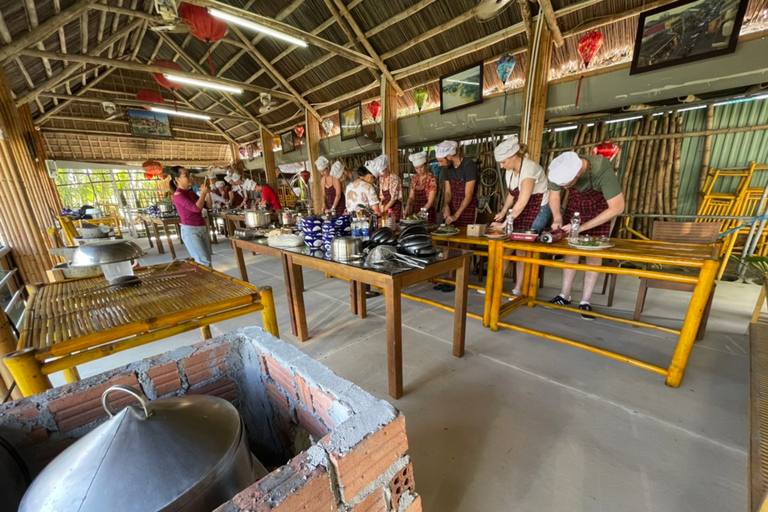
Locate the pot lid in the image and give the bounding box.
[71,240,145,267]
[20,386,243,512]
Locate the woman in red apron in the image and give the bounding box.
[547,151,625,319]
[435,140,477,227]
[404,151,437,223]
[373,154,402,223]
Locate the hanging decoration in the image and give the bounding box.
[575,31,604,108]
[239,147,248,159]
[294,125,305,139]
[321,118,334,135]
[142,160,164,180]
[136,89,165,105]
[179,3,227,76]
[152,60,184,110]
[413,87,428,112]
[368,100,381,121]
[496,53,516,116]
[591,141,620,161]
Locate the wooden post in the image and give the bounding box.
[261,127,278,190]
[0,67,59,285]
[520,20,553,163]
[382,75,399,177]
[306,111,324,215]
[698,105,715,209]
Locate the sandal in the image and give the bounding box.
[433,283,447,291]
[366,291,381,298]
[441,285,456,293]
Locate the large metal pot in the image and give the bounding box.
[331,236,363,262]
[280,209,297,226]
[19,385,266,512]
[245,210,270,228]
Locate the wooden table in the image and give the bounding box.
[224,213,246,237]
[231,237,472,398]
[487,238,720,387]
[3,260,278,397]
[141,215,182,259]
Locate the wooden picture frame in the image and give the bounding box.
[630,0,748,75]
[127,109,173,138]
[339,103,363,141]
[440,62,484,115]
[280,130,295,154]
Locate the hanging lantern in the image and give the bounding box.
[368,100,381,121]
[142,160,163,180]
[321,118,334,135]
[179,3,227,75]
[136,89,165,105]
[591,141,620,161]
[413,87,428,112]
[496,53,516,85]
[574,31,604,108]
[294,125,305,139]
[151,60,184,90]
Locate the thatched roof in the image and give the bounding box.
[1,0,766,162]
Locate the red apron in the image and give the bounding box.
[509,189,544,231]
[449,179,477,227]
[324,185,345,217]
[413,186,436,224]
[232,191,250,209]
[563,184,610,237]
[382,188,402,223]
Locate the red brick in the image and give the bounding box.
[230,483,270,512]
[183,344,231,386]
[309,388,338,428]
[146,362,182,396]
[272,467,335,512]
[48,373,141,432]
[263,355,298,399]
[324,415,408,501]
[294,374,313,410]
[4,402,40,421]
[404,495,422,512]
[350,488,386,512]
[188,378,238,402]
[266,380,291,414]
[296,404,330,440]
[389,463,415,509]
[27,425,49,444]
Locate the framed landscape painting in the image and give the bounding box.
[128,109,173,138]
[440,62,484,114]
[280,130,295,154]
[339,103,363,141]
[630,0,748,75]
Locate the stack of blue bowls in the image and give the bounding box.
[300,216,324,249]
[321,215,352,252]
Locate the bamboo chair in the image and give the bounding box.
[634,221,720,340]
[57,216,79,246]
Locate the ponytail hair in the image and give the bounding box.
[516,143,529,159]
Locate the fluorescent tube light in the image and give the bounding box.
[163,74,242,94]
[605,116,643,124]
[554,125,578,132]
[677,105,707,112]
[150,107,211,120]
[209,9,308,48]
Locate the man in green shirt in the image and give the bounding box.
[547,151,625,320]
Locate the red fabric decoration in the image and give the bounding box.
[152,60,184,90]
[179,3,227,75]
[136,89,165,105]
[368,100,381,121]
[142,160,163,180]
[591,141,620,162]
[294,125,305,139]
[575,31,604,108]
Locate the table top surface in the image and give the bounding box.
[21,261,260,351]
[431,227,491,245]
[142,215,181,223]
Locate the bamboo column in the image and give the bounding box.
[306,111,323,215]
[261,128,278,190]
[0,67,58,285]
[521,20,553,163]
[698,105,715,209]
[382,76,399,177]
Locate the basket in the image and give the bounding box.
[467,224,487,237]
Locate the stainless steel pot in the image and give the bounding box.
[280,209,297,226]
[245,210,270,228]
[331,236,362,261]
[19,385,267,512]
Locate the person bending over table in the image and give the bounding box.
[346,164,382,299]
[372,155,402,223]
[436,140,478,227]
[404,151,437,223]
[547,151,625,320]
[170,166,213,267]
[253,182,282,211]
[210,180,230,209]
[490,135,551,297]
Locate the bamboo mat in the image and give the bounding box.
[22,261,259,349]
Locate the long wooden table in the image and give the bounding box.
[3,260,278,397]
[486,237,720,387]
[230,237,472,398]
[141,215,183,259]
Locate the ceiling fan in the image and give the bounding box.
[258,93,279,114]
[149,0,189,33]
[475,0,514,22]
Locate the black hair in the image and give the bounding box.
[356,165,370,177]
[168,177,178,192]
[168,165,186,177]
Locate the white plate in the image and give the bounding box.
[568,242,615,250]
[484,233,508,240]
[432,229,460,237]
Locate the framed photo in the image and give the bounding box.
[440,62,484,115]
[339,103,362,141]
[630,0,748,75]
[280,130,295,154]
[127,109,173,138]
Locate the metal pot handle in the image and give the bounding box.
[102,385,152,419]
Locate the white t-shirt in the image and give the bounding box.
[506,159,549,205]
[345,180,379,211]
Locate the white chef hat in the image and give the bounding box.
[548,151,583,186]
[315,156,329,170]
[373,154,388,171]
[215,180,225,188]
[364,159,381,178]
[231,173,241,181]
[494,135,521,162]
[409,151,427,167]
[224,175,233,183]
[435,140,458,159]
[330,161,344,179]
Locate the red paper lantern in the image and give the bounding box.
[368,101,381,121]
[592,141,620,162]
[574,31,604,108]
[179,3,227,75]
[294,125,305,139]
[136,89,165,105]
[142,160,163,180]
[151,60,184,90]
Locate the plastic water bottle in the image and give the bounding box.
[570,212,581,243]
[419,208,428,222]
[361,220,370,241]
[386,209,395,230]
[505,210,515,235]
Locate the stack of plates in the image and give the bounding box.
[321,215,352,252]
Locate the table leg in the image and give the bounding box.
[483,241,496,328]
[165,224,177,260]
[489,243,507,331]
[666,259,719,387]
[385,281,403,399]
[143,220,154,248]
[453,256,470,357]
[527,251,540,307]
[3,348,52,397]
[233,243,248,282]
[62,366,80,383]
[176,222,184,245]
[259,286,280,338]
[200,325,212,339]
[350,280,358,315]
[356,280,366,319]
[287,255,309,342]
[153,223,165,254]
[282,253,299,337]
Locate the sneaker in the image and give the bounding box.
[476,289,486,295]
[579,303,595,321]
[548,295,571,306]
[507,289,522,301]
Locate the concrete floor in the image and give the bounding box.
[65,234,756,512]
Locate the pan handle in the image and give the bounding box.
[102,385,153,419]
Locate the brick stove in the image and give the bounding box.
[0,327,422,512]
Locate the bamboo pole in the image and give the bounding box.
[642,120,662,235]
[620,121,642,202]
[538,0,565,47]
[662,122,676,215]
[672,116,684,214]
[631,117,654,230]
[656,114,671,219]
[698,105,715,209]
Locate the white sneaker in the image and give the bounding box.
[476,289,486,295]
[508,289,521,301]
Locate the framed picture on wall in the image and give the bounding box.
[280,130,295,154]
[339,103,363,141]
[630,0,748,75]
[440,62,484,114]
[127,109,173,138]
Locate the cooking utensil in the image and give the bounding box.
[507,230,538,242]
[71,240,145,267]
[245,210,270,228]
[20,385,266,512]
[331,237,363,261]
[280,209,297,226]
[366,245,426,269]
[399,225,429,239]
